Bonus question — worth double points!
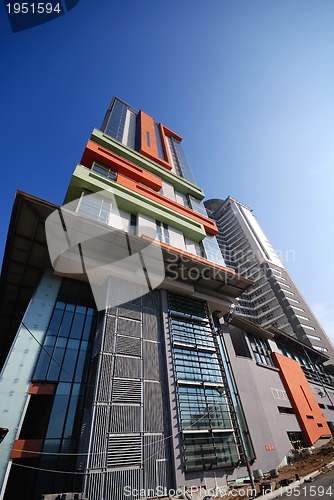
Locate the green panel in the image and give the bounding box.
[89,128,205,200]
[63,165,206,242]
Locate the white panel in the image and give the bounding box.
[239,205,283,268]
[110,209,129,231]
[138,213,156,239]
[119,210,131,232]
[169,227,186,251]
[268,339,281,354]
[123,110,136,150]
[161,180,175,201]
[185,238,198,256]
[231,202,284,268]
[175,191,188,207]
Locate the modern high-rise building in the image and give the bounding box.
[0,98,333,500]
[205,197,334,364]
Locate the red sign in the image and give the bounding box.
[265,444,275,451]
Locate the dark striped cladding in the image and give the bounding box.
[81,287,173,499]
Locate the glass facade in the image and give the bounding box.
[248,335,275,367]
[201,235,226,266]
[168,293,240,471]
[30,279,96,497]
[92,162,117,182]
[216,330,255,461]
[156,220,170,244]
[166,136,197,185]
[77,191,112,225]
[129,213,137,235]
[155,122,166,161]
[104,98,128,142]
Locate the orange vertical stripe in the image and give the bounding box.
[272,352,331,446]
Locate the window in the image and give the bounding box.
[195,241,206,258]
[92,162,117,181]
[295,314,310,322]
[77,191,112,225]
[231,330,252,358]
[154,122,166,160]
[278,406,295,415]
[269,267,282,276]
[300,324,316,331]
[306,333,321,341]
[288,431,306,450]
[28,279,96,494]
[168,293,240,471]
[313,345,328,353]
[291,305,305,313]
[146,131,151,147]
[248,335,274,366]
[129,214,137,235]
[167,136,197,184]
[287,297,300,304]
[156,220,170,244]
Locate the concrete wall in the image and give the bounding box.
[223,326,300,474]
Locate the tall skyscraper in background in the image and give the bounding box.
[205,197,334,363]
[0,98,333,500]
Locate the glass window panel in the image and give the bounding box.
[63,384,81,438]
[82,312,94,340]
[60,339,80,382]
[47,306,64,336]
[92,162,117,181]
[33,337,56,380]
[46,383,71,438]
[74,346,89,382]
[59,310,74,338]
[70,309,86,339]
[47,337,67,381]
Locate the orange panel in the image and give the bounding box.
[139,110,159,159]
[81,140,162,191]
[10,439,43,459]
[28,382,56,395]
[116,173,138,190]
[161,124,182,142]
[116,176,218,236]
[272,353,331,446]
[139,111,172,170]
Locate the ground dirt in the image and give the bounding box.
[219,438,334,499]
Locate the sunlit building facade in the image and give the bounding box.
[0,99,333,500]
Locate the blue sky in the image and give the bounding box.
[1,0,334,342]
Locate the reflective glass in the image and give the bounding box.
[46,383,71,438]
[168,292,238,470]
[70,308,85,339]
